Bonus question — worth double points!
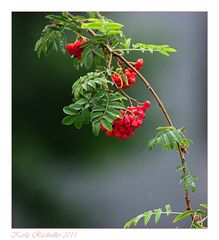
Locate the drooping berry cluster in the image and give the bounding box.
[66,40,86,60]
[111,59,144,89]
[101,101,151,139]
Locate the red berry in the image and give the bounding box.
[136,119,143,127]
[65,43,75,55]
[144,101,151,109]
[106,131,113,136]
[128,131,134,137]
[125,70,131,78]
[129,77,136,84]
[129,115,135,122]
[115,131,121,138]
[120,127,127,133]
[139,112,145,118]
[101,101,150,139]
[132,121,138,127]
[131,71,137,78]
[135,58,144,70]
[123,116,130,125]
[66,40,86,60]
[120,110,125,115]
[121,133,128,139]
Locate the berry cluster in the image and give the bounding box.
[111,59,144,89]
[66,40,86,60]
[100,101,151,139]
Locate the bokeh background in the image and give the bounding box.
[12,12,207,228]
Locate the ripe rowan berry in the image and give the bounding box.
[135,58,144,70]
[100,101,151,139]
[111,59,144,89]
[66,40,86,60]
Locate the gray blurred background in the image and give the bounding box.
[12,12,207,228]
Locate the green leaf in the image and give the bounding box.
[107,107,122,118]
[148,137,157,151]
[92,47,104,58]
[106,30,122,36]
[131,43,177,57]
[104,22,124,30]
[62,116,76,125]
[81,82,88,91]
[84,51,93,69]
[103,113,115,123]
[74,115,83,129]
[106,68,113,76]
[100,119,112,131]
[173,210,194,223]
[71,72,109,100]
[180,173,198,192]
[124,219,133,228]
[61,12,69,18]
[93,90,106,99]
[75,98,88,105]
[110,92,127,101]
[133,214,143,227]
[92,105,106,112]
[92,121,101,136]
[143,211,152,226]
[148,126,193,152]
[165,47,177,53]
[159,50,169,56]
[87,80,96,89]
[63,106,78,115]
[200,203,208,209]
[93,55,102,67]
[91,111,103,120]
[121,38,131,49]
[81,22,103,31]
[156,126,174,131]
[169,129,183,144]
[195,209,206,216]
[108,102,126,110]
[165,204,172,216]
[80,109,90,123]
[72,57,80,70]
[162,133,173,151]
[121,72,129,86]
[59,32,67,54]
[154,208,162,224]
[176,165,186,172]
[69,103,82,111]
[192,222,204,229]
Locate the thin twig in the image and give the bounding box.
[108,52,113,69]
[119,88,142,105]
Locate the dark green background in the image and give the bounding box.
[12,12,207,228]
